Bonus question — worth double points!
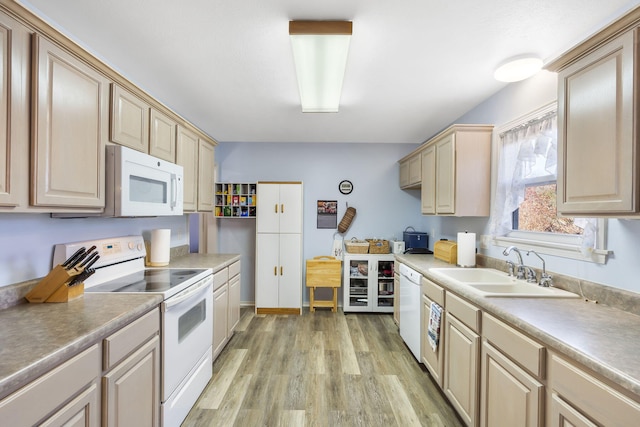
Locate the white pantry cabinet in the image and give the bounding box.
[255,182,303,314]
[420,124,493,216]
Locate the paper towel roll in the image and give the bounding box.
[457,232,476,267]
[149,229,171,266]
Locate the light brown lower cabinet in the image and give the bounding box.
[213,260,241,359]
[480,341,543,427]
[422,277,640,427]
[444,292,482,427]
[421,276,445,387]
[0,344,101,426]
[548,352,640,427]
[0,308,160,426]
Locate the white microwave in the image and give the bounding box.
[104,145,184,217]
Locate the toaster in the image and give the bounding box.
[391,240,405,254]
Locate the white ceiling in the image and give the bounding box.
[18,0,640,144]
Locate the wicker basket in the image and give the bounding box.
[345,238,369,254]
[367,239,390,254]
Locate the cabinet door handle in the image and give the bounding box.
[275,204,278,213]
[280,266,284,275]
[281,204,284,214]
[274,266,277,276]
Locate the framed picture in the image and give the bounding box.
[317,200,338,229]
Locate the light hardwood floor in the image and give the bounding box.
[183,308,463,427]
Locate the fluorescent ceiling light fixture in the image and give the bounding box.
[494,56,543,82]
[289,21,352,113]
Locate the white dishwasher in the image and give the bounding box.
[399,263,422,360]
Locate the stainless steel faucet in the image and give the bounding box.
[503,246,525,279]
[527,250,553,287]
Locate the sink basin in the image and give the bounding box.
[430,268,516,284]
[466,283,579,298]
[429,267,579,298]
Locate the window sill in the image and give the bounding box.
[492,235,610,264]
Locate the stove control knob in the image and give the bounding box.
[128,241,135,250]
[137,243,144,251]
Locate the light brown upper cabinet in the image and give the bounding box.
[197,139,215,212]
[111,83,178,163]
[32,34,108,209]
[399,150,422,189]
[548,15,640,216]
[420,125,493,216]
[176,126,215,212]
[176,126,199,212]
[149,109,177,162]
[110,84,150,153]
[0,11,29,208]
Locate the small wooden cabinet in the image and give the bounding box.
[215,183,257,217]
[420,124,493,216]
[547,12,640,216]
[399,151,422,189]
[343,253,395,313]
[32,34,109,209]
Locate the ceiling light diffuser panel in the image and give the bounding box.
[289,21,353,113]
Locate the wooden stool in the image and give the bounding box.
[306,256,342,312]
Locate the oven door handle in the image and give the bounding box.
[164,275,212,309]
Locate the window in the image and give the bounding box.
[490,103,608,264]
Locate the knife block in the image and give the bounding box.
[25,264,85,303]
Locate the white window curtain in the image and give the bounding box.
[490,111,558,237]
[490,111,598,255]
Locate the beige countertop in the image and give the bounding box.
[0,293,162,400]
[0,252,240,401]
[166,253,240,270]
[395,253,640,398]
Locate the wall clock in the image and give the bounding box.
[339,180,353,195]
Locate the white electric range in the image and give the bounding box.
[53,235,213,427]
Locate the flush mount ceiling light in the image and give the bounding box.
[494,55,543,82]
[289,20,352,113]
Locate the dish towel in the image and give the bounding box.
[428,301,443,351]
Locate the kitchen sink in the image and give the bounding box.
[430,267,517,284]
[429,267,579,298]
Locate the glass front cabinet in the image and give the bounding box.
[343,254,395,313]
